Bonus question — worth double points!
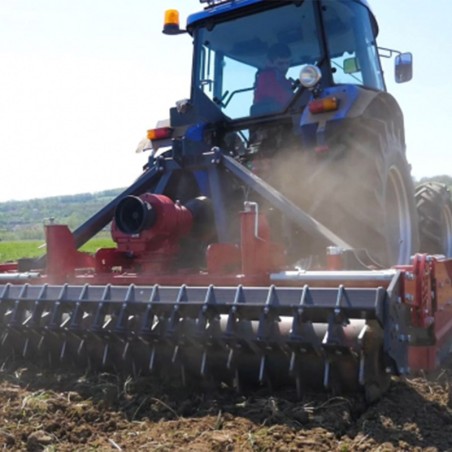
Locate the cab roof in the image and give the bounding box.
[187,0,378,35]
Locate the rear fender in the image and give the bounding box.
[300,86,405,151]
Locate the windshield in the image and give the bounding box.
[194,2,321,120]
[322,0,384,90]
[193,1,384,121]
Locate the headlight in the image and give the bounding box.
[299,65,322,89]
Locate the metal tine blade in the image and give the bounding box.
[11,284,30,326]
[122,341,130,360]
[149,284,160,303]
[258,355,266,384]
[149,345,156,371]
[257,285,279,340]
[225,285,246,341]
[323,285,354,350]
[138,284,160,336]
[226,348,234,370]
[167,284,188,338]
[197,285,218,376]
[37,335,44,351]
[289,285,322,377]
[0,282,11,300]
[323,361,330,389]
[22,338,29,357]
[60,340,67,361]
[197,284,216,330]
[172,345,179,364]
[358,324,369,386]
[92,285,113,332]
[200,350,207,376]
[334,284,352,323]
[359,352,366,386]
[102,343,109,367]
[114,284,136,333]
[0,284,12,328]
[69,284,90,330]
[77,339,85,356]
[25,284,48,328]
[1,332,8,346]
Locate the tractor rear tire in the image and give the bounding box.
[415,182,452,256]
[276,121,419,267]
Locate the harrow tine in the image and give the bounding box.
[358,324,369,386]
[200,350,207,376]
[102,344,109,367]
[149,345,156,371]
[172,345,179,364]
[77,339,85,356]
[122,341,130,360]
[22,338,29,358]
[227,348,234,369]
[60,340,67,361]
[37,335,44,351]
[258,355,266,384]
[323,361,330,389]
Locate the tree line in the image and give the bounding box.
[0,188,123,241]
[0,175,451,242]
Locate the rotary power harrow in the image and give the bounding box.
[1,0,452,402]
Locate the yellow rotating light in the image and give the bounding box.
[163,9,181,35]
[299,65,322,89]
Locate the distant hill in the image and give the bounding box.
[0,174,451,242]
[0,188,124,241]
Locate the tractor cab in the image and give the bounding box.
[181,0,385,123]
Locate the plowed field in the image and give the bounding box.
[0,363,451,451]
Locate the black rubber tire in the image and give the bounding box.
[275,120,419,267]
[415,182,452,256]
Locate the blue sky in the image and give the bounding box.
[0,0,450,201]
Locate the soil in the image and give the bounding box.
[0,363,451,452]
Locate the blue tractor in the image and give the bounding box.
[157,0,419,268]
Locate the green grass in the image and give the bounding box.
[0,238,115,263]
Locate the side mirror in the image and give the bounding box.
[395,52,413,83]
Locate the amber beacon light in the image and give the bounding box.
[163,9,184,35]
